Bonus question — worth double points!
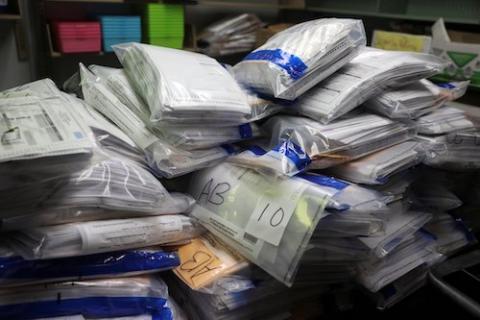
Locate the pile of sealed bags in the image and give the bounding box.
[1,17,478,319]
[0,79,198,319]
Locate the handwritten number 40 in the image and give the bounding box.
[257,203,285,227]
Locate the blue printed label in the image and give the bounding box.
[436,82,455,89]
[238,123,253,139]
[221,144,237,155]
[272,139,311,171]
[247,145,267,156]
[243,49,308,80]
[298,173,349,190]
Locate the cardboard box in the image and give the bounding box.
[372,30,432,53]
[431,18,480,86]
[255,23,293,47]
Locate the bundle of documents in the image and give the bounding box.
[229,114,415,177]
[234,18,366,100]
[294,48,445,123]
[366,80,468,119]
[198,14,264,57]
[8,215,201,260]
[416,105,476,135]
[422,130,480,170]
[328,140,425,185]
[113,43,251,124]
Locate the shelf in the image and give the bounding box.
[194,0,305,9]
[50,50,115,58]
[45,0,303,9]
[307,6,480,24]
[0,13,21,20]
[46,0,142,3]
[45,0,191,3]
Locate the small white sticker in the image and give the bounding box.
[79,215,184,253]
[245,179,308,246]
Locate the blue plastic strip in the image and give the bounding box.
[243,49,308,80]
[247,145,267,156]
[221,144,237,155]
[272,139,311,171]
[375,176,389,185]
[0,296,171,320]
[238,123,253,139]
[436,82,455,89]
[298,173,349,190]
[418,228,437,241]
[0,250,180,280]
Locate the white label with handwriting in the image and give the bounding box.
[245,179,308,246]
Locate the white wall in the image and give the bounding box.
[0,21,32,90]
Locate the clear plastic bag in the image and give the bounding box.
[88,64,151,122]
[88,64,262,150]
[314,211,386,237]
[371,170,416,203]
[198,14,263,57]
[0,149,195,230]
[306,237,370,262]
[424,213,475,255]
[8,215,202,260]
[243,88,284,122]
[0,276,172,320]
[0,95,94,163]
[0,244,180,287]
[1,192,194,232]
[152,123,261,151]
[327,140,425,185]
[416,105,475,135]
[113,43,250,124]
[0,78,62,99]
[297,172,392,213]
[421,130,480,170]
[294,48,445,123]
[2,78,143,164]
[366,80,468,120]
[80,63,236,178]
[372,264,429,310]
[357,230,442,292]
[229,114,416,177]
[188,163,330,286]
[233,18,366,100]
[145,141,233,179]
[358,202,433,258]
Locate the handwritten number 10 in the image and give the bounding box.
[257,203,285,227]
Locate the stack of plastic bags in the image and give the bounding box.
[1,16,478,319]
[197,13,264,57]
[0,79,200,319]
[76,42,285,179]
[174,16,474,316]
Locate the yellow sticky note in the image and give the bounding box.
[174,234,247,289]
[373,30,432,53]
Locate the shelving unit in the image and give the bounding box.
[0,0,21,20]
[0,13,21,20]
[306,0,480,25]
